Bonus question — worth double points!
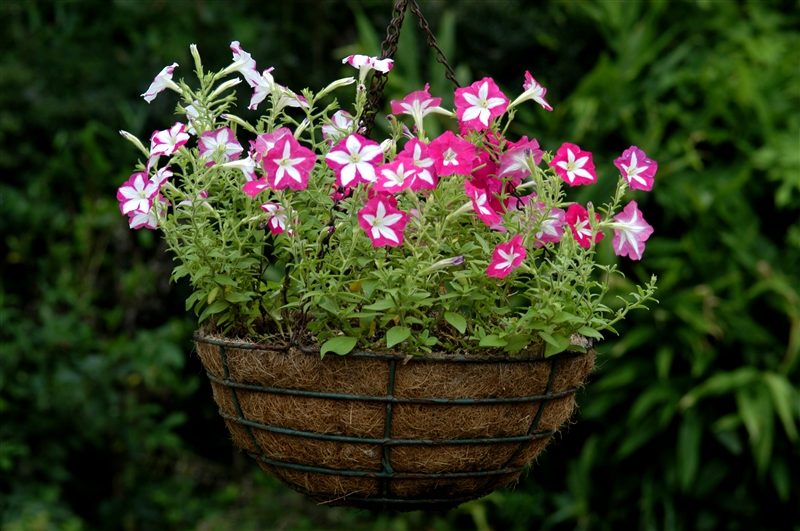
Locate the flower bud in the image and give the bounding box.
[316,76,355,98]
[190,44,203,78]
[380,138,394,153]
[294,118,311,139]
[209,78,242,100]
[119,130,149,157]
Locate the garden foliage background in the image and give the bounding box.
[1,1,798,529]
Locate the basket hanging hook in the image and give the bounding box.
[363,0,460,137]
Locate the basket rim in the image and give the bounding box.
[193,329,593,364]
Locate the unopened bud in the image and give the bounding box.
[294,118,311,139]
[380,138,394,153]
[190,44,203,77]
[209,78,242,100]
[317,76,355,98]
[119,130,149,157]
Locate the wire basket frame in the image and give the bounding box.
[195,331,593,511]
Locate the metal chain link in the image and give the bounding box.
[362,0,460,137]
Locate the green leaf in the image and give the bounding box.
[224,292,253,303]
[503,334,534,353]
[320,336,358,357]
[171,265,189,281]
[198,300,230,323]
[479,334,507,347]
[544,334,570,357]
[677,410,702,493]
[762,372,798,441]
[318,296,339,315]
[553,311,584,324]
[214,274,238,287]
[363,300,395,311]
[444,312,467,334]
[577,325,604,340]
[386,326,411,348]
[207,287,220,304]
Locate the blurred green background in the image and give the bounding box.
[1,1,798,529]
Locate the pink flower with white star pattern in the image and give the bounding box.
[374,160,420,193]
[325,133,383,188]
[128,196,167,230]
[322,111,354,145]
[272,83,310,113]
[357,195,408,247]
[532,204,565,247]
[566,203,604,248]
[607,200,654,260]
[486,235,526,278]
[141,63,180,103]
[260,202,290,235]
[199,127,243,167]
[342,54,393,82]
[151,166,173,188]
[551,143,596,186]
[248,68,275,110]
[251,128,292,163]
[117,172,159,215]
[454,77,509,131]
[223,41,261,88]
[509,71,553,111]
[499,137,543,185]
[150,123,189,158]
[464,180,502,226]
[428,131,476,176]
[396,139,437,190]
[262,135,316,191]
[390,83,450,133]
[243,176,270,198]
[613,146,657,191]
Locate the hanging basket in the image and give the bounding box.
[195,330,595,511]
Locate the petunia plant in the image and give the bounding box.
[117,43,658,357]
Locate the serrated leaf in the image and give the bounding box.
[386,326,411,348]
[444,311,467,334]
[214,274,238,287]
[479,334,508,347]
[320,336,358,357]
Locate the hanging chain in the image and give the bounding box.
[362,0,460,137]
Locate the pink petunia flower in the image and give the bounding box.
[390,83,451,133]
[532,204,566,247]
[272,83,310,113]
[251,127,292,163]
[551,143,596,186]
[509,71,553,111]
[199,127,243,167]
[117,172,159,215]
[342,54,394,83]
[613,146,657,192]
[374,160,420,193]
[150,123,189,159]
[396,139,437,190]
[499,136,543,185]
[262,135,316,191]
[243,176,270,198]
[486,235,526,278]
[260,202,290,235]
[464,180,503,226]
[248,68,276,110]
[151,166,173,188]
[357,194,408,247]
[428,131,476,176]
[454,77,509,131]
[566,203,604,248]
[322,110,355,145]
[141,63,180,103]
[607,200,654,260]
[325,133,383,188]
[128,196,167,230]
[223,41,261,88]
